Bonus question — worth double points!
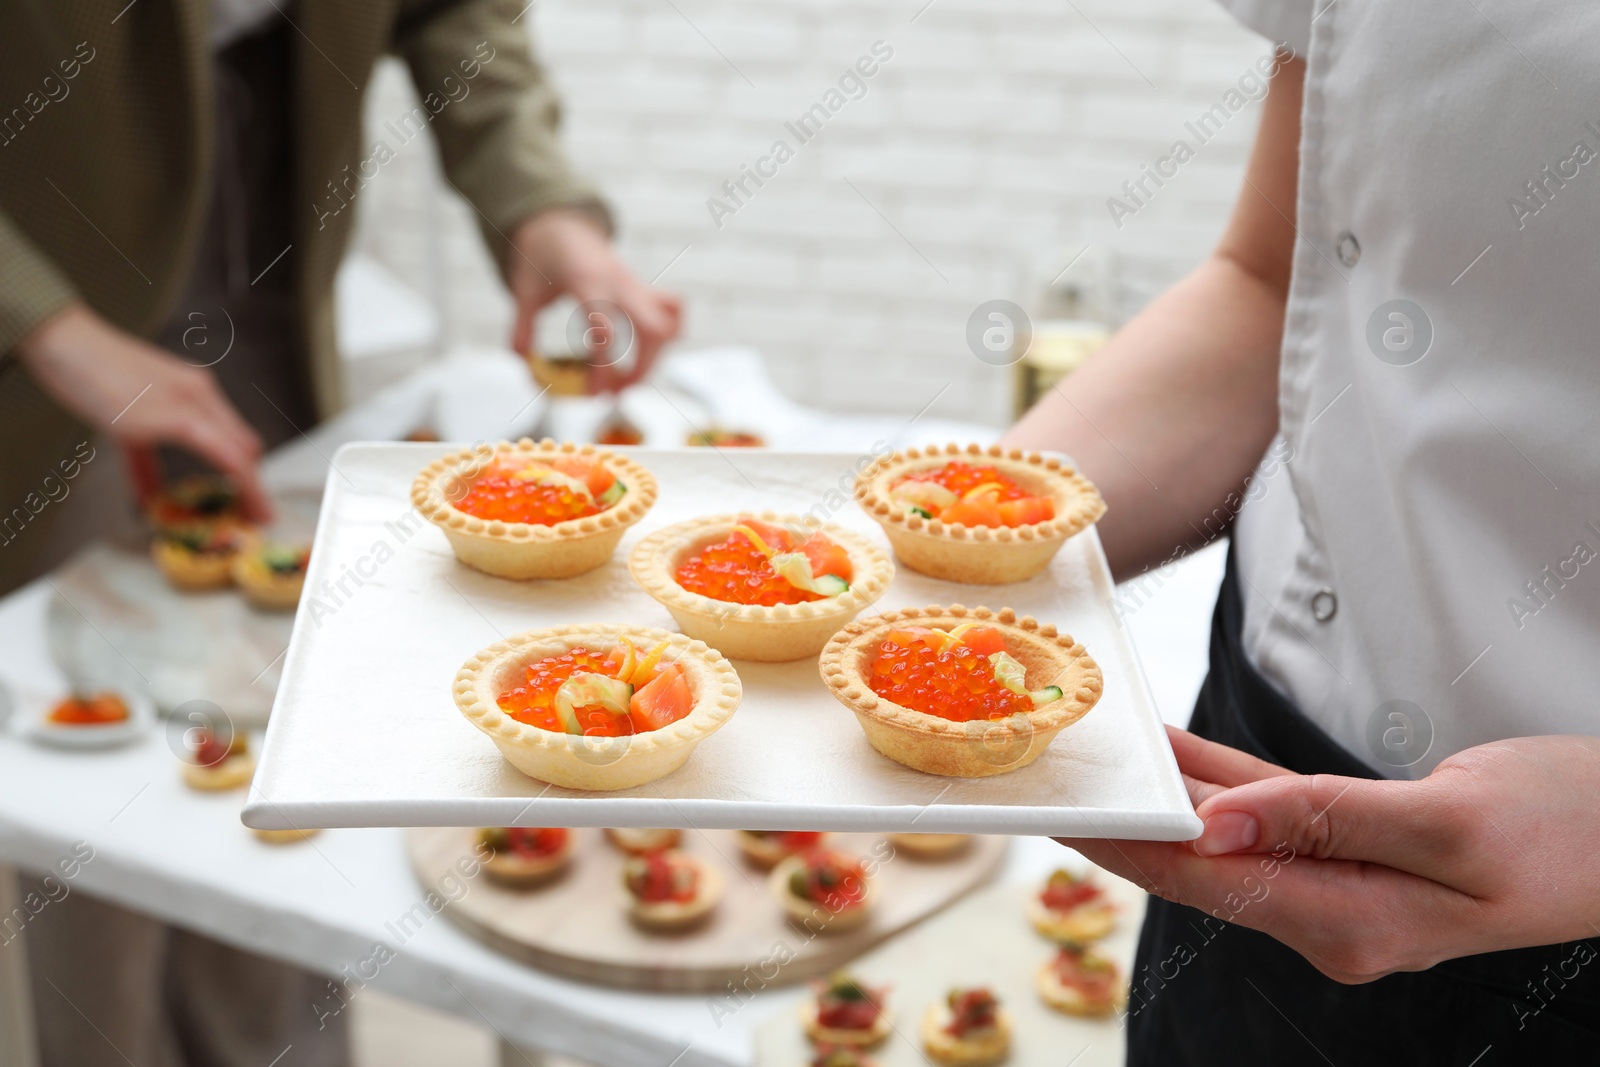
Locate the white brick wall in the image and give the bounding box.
[350,0,1270,426]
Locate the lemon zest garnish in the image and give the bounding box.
[961,481,1007,503]
[730,523,775,557]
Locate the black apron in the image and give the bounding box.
[1127,548,1600,1065]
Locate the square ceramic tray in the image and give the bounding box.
[245,444,1201,839]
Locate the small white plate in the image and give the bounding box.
[246,446,1200,840]
[23,690,155,750]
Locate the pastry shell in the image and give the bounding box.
[482,832,575,887]
[885,833,973,859]
[920,1004,1013,1066]
[151,538,239,591]
[626,852,723,931]
[411,439,657,580]
[1034,954,1127,1018]
[820,605,1103,778]
[736,830,830,870]
[182,750,257,791]
[453,624,741,791]
[855,443,1105,584]
[604,827,682,854]
[232,545,307,611]
[770,853,874,934]
[628,513,893,662]
[254,827,320,845]
[1025,893,1116,944]
[801,996,892,1048]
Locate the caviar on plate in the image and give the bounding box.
[889,461,1055,528]
[495,639,693,737]
[867,623,1064,722]
[455,455,626,526]
[674,518,853,606]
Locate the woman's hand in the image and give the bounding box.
[1058,726,1600,984]
[507,208,682,393]
[14,303,271,520]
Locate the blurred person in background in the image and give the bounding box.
[1008,2,1600,1062]
[0,1,677,1064]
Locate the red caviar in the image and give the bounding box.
[454,458,618,526]
[675,531,822,606]
[674,521,850,606]
[867,627,1032,722]
[892,461,1055,528]
[495,643,692,737]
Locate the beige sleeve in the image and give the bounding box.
[0,208,79,357]
[394,0,614,268]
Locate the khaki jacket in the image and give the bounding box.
[0,0,602,417]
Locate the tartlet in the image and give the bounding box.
[737,829,830,869]
[1035,945,1127,1017]
[820,606,1103,778]
[1026,868,1116,943]
[605,828,682,854]
[855,443,1104,584]
[801,972,892,1048]
[182,729,257,791]
[629,513,893,662]
[623,849,722,931]
[478,827,575,887]
[232,540,310,611]
[771,849,874,934]
[151,523,250,591]
[921,989,1011,1066]
[453,624,741,791]
[411,439,657,580]
[885,833,973,859]
[254,827,320,845]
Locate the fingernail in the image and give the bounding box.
[1193,812,1259,856]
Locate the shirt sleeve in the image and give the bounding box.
[1213,0,1314,55]
[393,0,614,268]
[0,208,79,359]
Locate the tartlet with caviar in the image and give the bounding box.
[477,827,575,886]
[820,605,1103,778]
[1027,868,1116,944]
[802,971,892,1047]
[855,443,1104,584]
[1036,944,1127,1018]
[629,513,892,662]
[412,439,657,579]
[232,541,310,611]
[182,728,257,791]
[622,848,722,930]
[772,848,874,933]
[922,988,1011,1066]
[737,829,829,869]
[454,624,741,791]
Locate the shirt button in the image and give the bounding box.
[1311,588,1338,622]
[1335,232,1361,267]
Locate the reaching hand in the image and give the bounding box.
[15,303,272,521]
[507,208,682,393]
[1057,725,1600,983]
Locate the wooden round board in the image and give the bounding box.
[407,828,1008,993]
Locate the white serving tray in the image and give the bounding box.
[245,445,1200,840]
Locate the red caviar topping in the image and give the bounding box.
[675,530,822,605]
[454,458,618,526]
[867,627,1032,722]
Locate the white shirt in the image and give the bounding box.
[1220,0,1600,776]
[211,0,279,49]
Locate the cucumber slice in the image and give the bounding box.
[553,671,634,734]
[597,480,626,507]
[770,552,850,597]
[908,505,933,519]
[989,652,1063,707]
